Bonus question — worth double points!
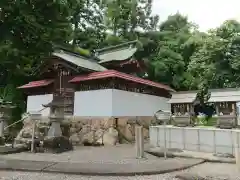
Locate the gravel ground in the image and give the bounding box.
[1,163,240,180]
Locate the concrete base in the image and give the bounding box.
[0,157,204,176]
[150,125,240,156]
[172,116,192,127]
[216,115,236,129]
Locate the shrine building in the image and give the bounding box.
[17,41,174,142]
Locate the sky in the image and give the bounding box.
[152,0,240,31]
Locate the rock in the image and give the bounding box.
[14,137,40,150]
[78,125,91,136]
[21,128,32,138]
[103,127,118,146]
[69,133,80,145]
[75,122,82,131]
[213,153,234,158]
[14,143,27,149]
[82,131,95,145]
[70,127,77,134]
[95,129,104,140]
[96,129,105,144]
[124,124,134,141]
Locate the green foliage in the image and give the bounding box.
[197,117,217,126]
[73,47,91,56]
[147,14,196,90]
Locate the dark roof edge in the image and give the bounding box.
[53,44,100,62]
[95,40,138,53]
[54,49,99,63]
[171,90,199,94]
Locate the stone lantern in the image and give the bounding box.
[154,110,171,125]
[42,99,73,153]
[0,100,15,144]
[43,100,68,138]
[154,110,171,159]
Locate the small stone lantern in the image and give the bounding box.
[0,100,15,138]
[154,110,171,125]
[154,110,171,159]
[43,101,66,137]
[42,100,73,153]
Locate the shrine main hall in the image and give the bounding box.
[17,41,174,144]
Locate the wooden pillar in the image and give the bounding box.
[232,103,236,114]
[186,104,190,113]
[233,103,237,126]
[216,103,219,115]
[173,104,177,115]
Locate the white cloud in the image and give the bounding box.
[152,0,240,31]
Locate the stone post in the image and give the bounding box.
[29,111,41,153]
[135,125,144,159]
[163,121,167,159]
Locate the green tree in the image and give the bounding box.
[103,0,159,40]
[0,0,74,122]
[148,13,197,90]
[188,20,240,91]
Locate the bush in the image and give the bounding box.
[196,116,217,126]
[0,137,4,145]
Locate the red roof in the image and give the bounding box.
[69,70,175,92]
[17,79,54,89]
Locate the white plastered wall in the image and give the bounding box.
[74,89,170,117]
[26,94,53,117]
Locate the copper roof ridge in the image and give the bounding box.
[95,40,138,53]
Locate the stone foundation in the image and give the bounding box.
[15,116,155,146]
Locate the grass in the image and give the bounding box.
[195,116,217,126]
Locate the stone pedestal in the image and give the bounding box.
[172,115,192,127]
[216,115,236,129]
[43,103,72,153]
[47,120,62,137]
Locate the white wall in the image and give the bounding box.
[112,89,170,117]
[150,125,240,155]
[74,89,113,117]
[74,89,170,117]
[27,94,53,117]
